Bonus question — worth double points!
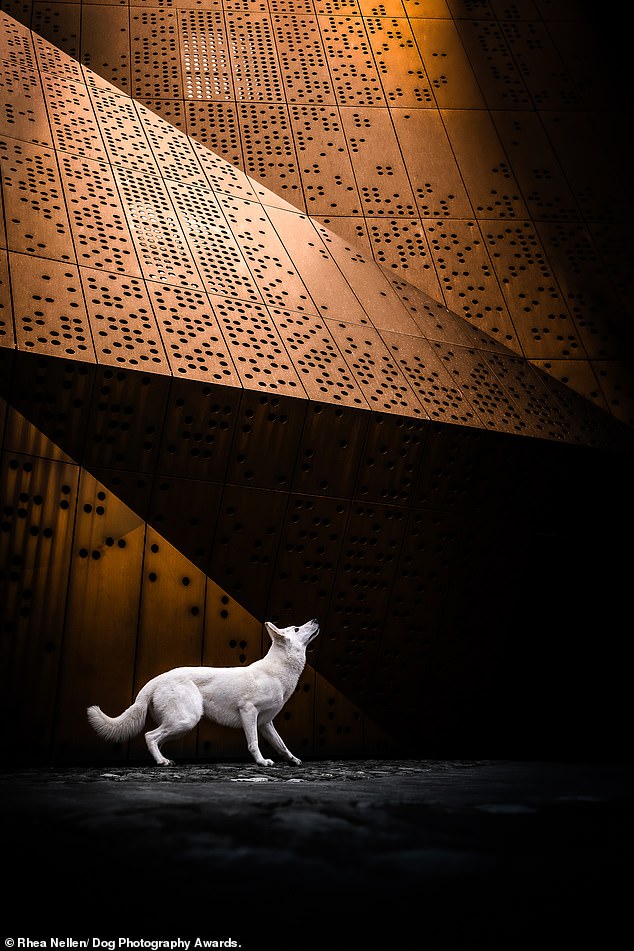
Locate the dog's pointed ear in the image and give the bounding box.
[265,621,283,640]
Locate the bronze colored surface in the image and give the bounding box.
[53,470,145,759]
[0,250,14,347]
[326,318,426,417]
[1,4,633,766]
[59,152,144,277]
[382,328,483,428]
[0,0,630,416]
[9,253,94,360]
[0,452,79,758]
[270,309,369,408]
[0,135,76,262]
[81,269,172,373]
[146,281,241,385]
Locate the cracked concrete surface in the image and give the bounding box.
[1,759,631,949]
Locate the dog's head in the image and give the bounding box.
[265,618,320,649]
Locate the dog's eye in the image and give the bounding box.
[294,627,299,632]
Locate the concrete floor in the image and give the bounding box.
[1,759,631,949]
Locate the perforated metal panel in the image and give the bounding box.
[146,281,240,384]
[1,2,633,768]
[355,411,428,504]
[81,4,130,93]
[423,217,519,348]
[410,14,484,109]
[228,11,285,102]
[267,492,349,623]
[367,218,435,293]
[327,320,426,416]
[133,526,206,761]
[290,103,361,216]
[147,475,224,574]
[9,253,94,360]
[34,22,84,87]
[130,8,183,101]
[314,224,421,333]
[186,100,242,168]
[0,452,79,757]
[1,9,53,148]
[341,106,417,217]
[155,377,239,484]
[211,296,307,395]
[114,166,203,286]
[535,220,625,360]
[190,130,259,202]
[81,269,171,373]
[207,484,289,618]
[4,1,630,417]
[430,341,532,435]
[0,250,14,348]
[318,497,408,698]
[1,136,76,262]
[53,471,144,758]
[238,101,304,207]
[224,387,307,490]
[500,18,581,110]
[382,330,482,428]
[91,85,159,175]
[266,207,369,322]
[62,154,137,274]
[491,110,579,224]
[313,669,364,757]
[442,109,529,220]
[42,69,106,161]
[219,194,318,311]
[483,348,584,443]
[291,399,370,498]
[2,350,95,462]
[319,14,384,106]
[82,365,171,473]
[366,13,433,107]
[482,220,583,359]
[456,16,531,110]
[271,309,369,408]
[274,13,333,105]
[138,104,207,187]
[368,503,460,716]
[1,0,632,429]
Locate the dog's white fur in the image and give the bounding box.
[87,619,319,767]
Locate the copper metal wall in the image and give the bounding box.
[1,3,633,763]
[2,0,632,424]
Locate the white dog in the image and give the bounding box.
[87,619,319,767]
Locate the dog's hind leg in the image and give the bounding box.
[145,681,203,766]
[145,724,180,766]
[259,721,301,765]
[239,704,274,767]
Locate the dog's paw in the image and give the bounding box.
[258,758,274,767]
[158,758,175,767]
[289,756,302,765]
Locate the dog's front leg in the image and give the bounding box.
[239,704,274,766]
[259,721,302,765]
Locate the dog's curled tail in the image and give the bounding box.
[87,697,148,744]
